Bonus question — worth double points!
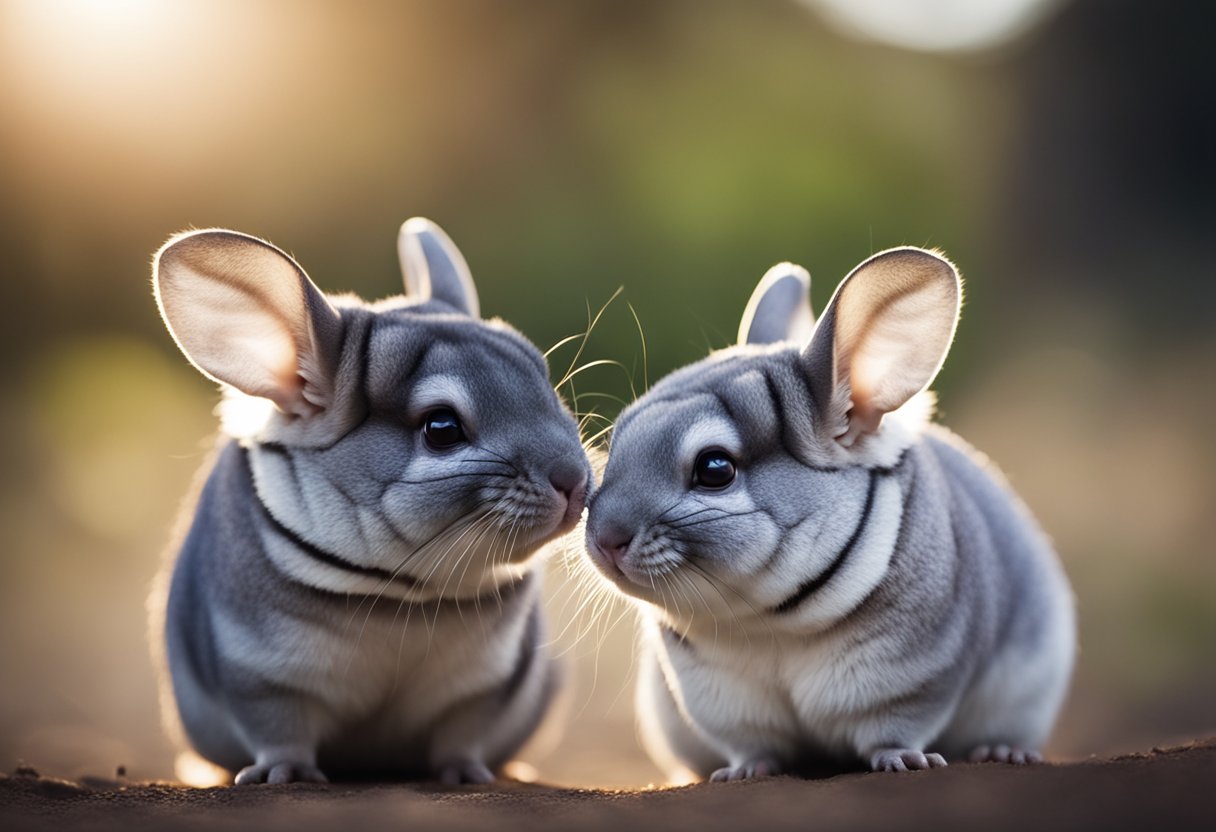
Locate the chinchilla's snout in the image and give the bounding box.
[549,455,590,531]
[587,524,633,579]
[584,486,641,581]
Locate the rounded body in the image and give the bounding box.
[634,427,1074,779]
[162,441,557,779]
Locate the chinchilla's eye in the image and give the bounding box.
[693,449,736,490]
[423,408,465,450]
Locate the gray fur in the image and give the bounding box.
[586,248,1075,781]
[152,219,589,783]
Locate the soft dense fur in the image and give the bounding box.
[150,219,590,784]
[586,249,1075,782]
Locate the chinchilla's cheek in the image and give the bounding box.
[685,510,784,578]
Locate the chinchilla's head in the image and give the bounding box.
[154,219,590,598]
[585,249,960,632]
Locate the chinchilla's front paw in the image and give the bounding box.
[968,744,1043,765]
[436,758,496,785]
[709,757,781,782]
[235,759,328,785]
[869,748,948,772]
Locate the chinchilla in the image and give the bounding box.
[149,218,590,784]
[585,249,1075,782]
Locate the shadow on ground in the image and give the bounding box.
[2,739,1211,832]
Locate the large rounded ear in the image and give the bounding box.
[397,217,480,317]
[802,247,960,447]
[153,230,343,418]
[737,262,815,346]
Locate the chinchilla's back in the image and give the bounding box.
[914,427,1075,757]
[921,425,1073,639]
[850,424,1073,702]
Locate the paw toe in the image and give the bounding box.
[234,765,267,785]
[438,760,495,785]
[870,748,946,773]
[748,760,777,778]
[969,744,1042,765]
[709,759,779,782]
[237,761,327,785]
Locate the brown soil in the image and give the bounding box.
[2,740,1212,832]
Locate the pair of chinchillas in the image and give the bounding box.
[151,218,1074,785]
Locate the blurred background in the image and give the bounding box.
[0,0,1212,788]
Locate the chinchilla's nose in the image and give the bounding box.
[549,458,587,502]
[590,523,634,570]
[549,457,589,525]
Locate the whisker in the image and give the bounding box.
[543,332,585,359]
[344,506,494,670]
[555,358,634,390]
[660,505,724,525]
[626,300,649,395]
[396,470,516,485]
[670,508,765,531]
[685,560,775,646]
[582,421,616,448]
[556,287,624,417]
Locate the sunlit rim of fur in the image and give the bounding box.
[218,387,278,440]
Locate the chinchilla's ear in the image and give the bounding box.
[737,262,814,346]
[802,247,960,447]
[397,217,480,317]
[154,230,343,418]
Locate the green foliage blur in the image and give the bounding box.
[0,0,1212,786]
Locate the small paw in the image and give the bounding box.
[437,759,496,785]
[870,748,948,773]
[235,760,328,785]
[709,758,780,782]
[968,744,1043,765]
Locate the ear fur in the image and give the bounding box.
[153,229,343,418]
[737,263,815,346]
[397,217,480,317]
[802,247,960,447]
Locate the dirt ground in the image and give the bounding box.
[2,739,1211,832]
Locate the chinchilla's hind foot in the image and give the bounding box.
[437,759,496,785]
[870,748,948,772]
[709,757,781,782]
[968,744,1043,764]
[234,760,328,785]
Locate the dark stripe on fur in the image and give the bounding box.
[241,447,419,588]
[771,469,879,615]
[763,368,803,465]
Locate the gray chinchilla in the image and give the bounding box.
[585,250,1075,782]
[150,218,589,784]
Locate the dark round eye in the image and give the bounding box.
[423,408,465,449]
[693,450,736,490]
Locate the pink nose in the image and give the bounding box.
[593,528,634,568]
[549,460,588,525]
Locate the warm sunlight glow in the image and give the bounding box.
[5,0,195,87]
[0,0,288,179]
[175,752,229,788]
[501,760,540,783]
